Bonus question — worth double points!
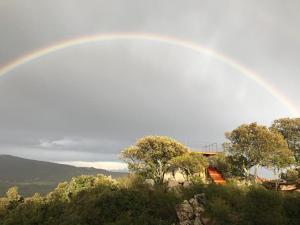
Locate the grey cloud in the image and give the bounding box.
[0,0,299,162]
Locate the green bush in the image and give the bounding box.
[204,184,245,225]
[282,193,300,225]
[242,186,284,225]
[198,184,300,225]
[0,175,300,225]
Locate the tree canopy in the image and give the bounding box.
[271,118,300,163]
[169,152,208,180]
[121,136,189,184]
[224,123,294,177]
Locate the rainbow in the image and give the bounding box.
[0,32,298,116]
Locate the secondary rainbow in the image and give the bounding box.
[0,32,298,116]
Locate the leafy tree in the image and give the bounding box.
[46,182,69,202]
[224,123,293,178]
[169,152,208,180]
[67,174,117,198]
[29,193,44,204]
[47,175,117,202]
[266,143,294,179]
[121,136,189,184]
[271,118,300,163]
[6,186,23,210]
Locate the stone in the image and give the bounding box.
[176,200,194,222]
[176,193,210,225]
[195,193,206,205]
[168,180,180,188]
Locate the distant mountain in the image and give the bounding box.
[0,155,127,197]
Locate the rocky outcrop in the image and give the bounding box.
[175,193,212,225]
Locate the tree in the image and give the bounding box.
[169,152,208,180]
[6,186,23,210]
[47,175,117,202]
[224,123,293,178]
[266,143,294,175]
[271,118,300,163]
[121,136,189,184]
[266,144,295,190]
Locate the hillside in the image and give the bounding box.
[0,155,127,196]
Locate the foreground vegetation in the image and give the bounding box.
[0,175,299,225]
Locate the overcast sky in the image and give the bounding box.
[0,0,299,170]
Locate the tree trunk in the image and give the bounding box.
[157,171,165,184]
[243,167,250,179]
[273,170,280,191]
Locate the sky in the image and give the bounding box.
[0,0,299,171]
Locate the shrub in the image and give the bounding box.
[242,186,284,225]
[282,192,300,225]
[1,175,300,225]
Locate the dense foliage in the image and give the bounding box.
[121,136,189,184]
[224,122,294,178]
[204,184,300,225]
[0,175,183,225]
[271,118,300,163]
[169,152,208,180]
[0,175,300,225]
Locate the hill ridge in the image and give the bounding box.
[0,154,127,196]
